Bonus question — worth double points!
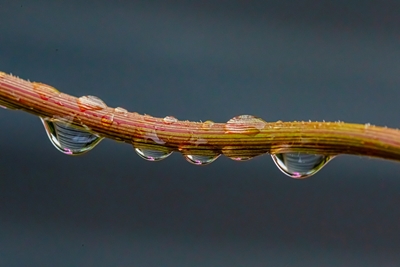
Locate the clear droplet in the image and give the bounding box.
[41,117,103,155]
[271,152,333,179]
[134,147,172,161]
[225,115,266,135]
[114,107,128,115]
[77,95,107,112]
[184,154,220,166]
[163,116,178,124]
[228,156,253,161]
[202,120,214,130]
[33,82,59,100]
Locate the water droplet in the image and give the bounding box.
[202,120,214,130]
[141,128,166,145]
[183,153,220,166]
[114,107,128,115]
[271,152,333,179]
[101,114,114,127]
[33,82,59,100]
[134,147,172,161]
[228,156,253,161]
[163,116,178,124]
[225,115,266,135]
[41,117,103,155]
[77,95,107,112]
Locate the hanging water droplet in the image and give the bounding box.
[134,147,172,161]
[271,152,333,179]
[228,156,253,161]
[163,116,178,124]
[77,95,107,112]
[225,115,266,135]
[183,153,220,166]
[41,117,103,155]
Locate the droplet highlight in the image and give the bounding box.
[184,153,220,166]
[163,116,178,124]
[225,115,266,135]
[77,95,107,112]
[202,120,214,130]
[134,147,172,161]
[271,152,333,179]
[41,117,103,155]
[228,156,254,161]
[114,107,128,115]
[33,82,59,100]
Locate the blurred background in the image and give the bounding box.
[1,0,400,266]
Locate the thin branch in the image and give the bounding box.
[1,71,400,161]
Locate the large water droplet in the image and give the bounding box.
[134,147,172,161]
[41,117,103,155]
[77,95,107,112]
[271,152,332,179]
[184,154,220,166]
[225,115,266,135]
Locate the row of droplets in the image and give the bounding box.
[37,93,333,179]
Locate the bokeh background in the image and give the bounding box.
[1,1,400,266]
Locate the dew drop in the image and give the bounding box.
[77,95,107,112]
[202,120,214,130]
[134,147,172,161]
[163,116,178,124]
[271,152,333,179]
[114,107,128,115]
[225,115,266,135]
[33,82,59,100]
[41,117,103,155]
[228,156,254,161]
[184,154,220,166]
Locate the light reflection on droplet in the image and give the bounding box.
[225,115,266,135]
[114,107,128,115]
[77,95,107,112]
[134,148,172,161]
[271,152,333,179]
[184,154,220,166]
[41,117,103,155]
[163,116,178,124]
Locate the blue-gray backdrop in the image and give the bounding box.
[1,1,400,266]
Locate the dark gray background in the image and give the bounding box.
[1,1,400,266]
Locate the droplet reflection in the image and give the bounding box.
[271,152,333,179]
[41,117,103,155]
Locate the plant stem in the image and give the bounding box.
[1,71,400,161]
